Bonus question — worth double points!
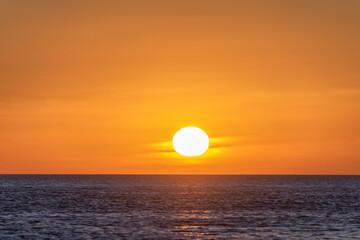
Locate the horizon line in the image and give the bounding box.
[0,174,359,176]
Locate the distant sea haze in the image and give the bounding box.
[0,175,359,239]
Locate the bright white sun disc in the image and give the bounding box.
[172,127,209,157]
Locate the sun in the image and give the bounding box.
[172,127,209,157]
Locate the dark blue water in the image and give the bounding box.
[0,175,359,239]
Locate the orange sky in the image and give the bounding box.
[1,0,359,174]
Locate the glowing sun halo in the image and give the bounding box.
[172,127,209,157]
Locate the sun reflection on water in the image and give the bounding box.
[169,210,219,239]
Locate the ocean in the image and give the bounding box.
[0,175,359,239]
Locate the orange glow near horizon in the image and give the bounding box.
[0,1,359,174]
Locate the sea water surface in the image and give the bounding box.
[0,175,359,239]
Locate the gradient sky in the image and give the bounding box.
[1,0,359,174]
